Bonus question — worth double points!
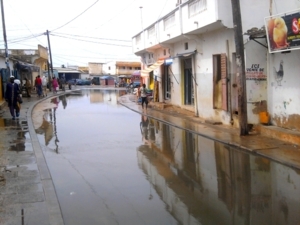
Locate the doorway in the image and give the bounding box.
[183,58,194,105]
[163,65,171,99]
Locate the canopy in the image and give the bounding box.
[141,59,164,77]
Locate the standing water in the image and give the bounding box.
[33,89,300,225]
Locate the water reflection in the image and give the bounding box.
[89,89,119,104]
[35,90,127,153]
[137,119,300,225]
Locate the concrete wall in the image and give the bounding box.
[266,1,300,131]
[245,41,268,124]
[269,51,300,130]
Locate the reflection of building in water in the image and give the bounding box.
[89,90,118,105]
[90,90,104,103]
[35,109,54,146]
[137,121,300,224]
[35,107,60,153]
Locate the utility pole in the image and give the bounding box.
[231,0,248,135]
[46,30,53,90]
[0,0,10,76]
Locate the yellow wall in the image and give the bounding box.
[149,73,154,90]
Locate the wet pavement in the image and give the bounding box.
[0,93,65,225]
[1,87,300,224]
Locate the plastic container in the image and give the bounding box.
[259,112,269,124]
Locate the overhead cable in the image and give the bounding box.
[51,32,131,42]
[50,33,132,47]
[51,0,99,32]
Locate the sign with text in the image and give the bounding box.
[265,10,300,53]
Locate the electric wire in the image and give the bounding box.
[51,0,99,32]
[0,33,44,44]
[86,0,137,33]
[7,2,46,46]
[7,33,45,44]
[51,32,131,42]
[50,33,132,47]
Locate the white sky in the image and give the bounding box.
[0,0,177,67]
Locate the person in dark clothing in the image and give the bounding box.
[5,76,20,120]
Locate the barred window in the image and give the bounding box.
[164,13,175,31]
[189,0,207,17]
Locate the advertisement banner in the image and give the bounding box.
[265,10,300,53]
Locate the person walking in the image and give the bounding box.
[14,78,22,117]
[42,75,48,97]
[52,77,58,94]
[139,83,148,110]
[5,76,20,120]
[24,77,32,97]
[35,75,42,97]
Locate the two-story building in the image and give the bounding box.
[132,0,300,132]
[103,61,141,83]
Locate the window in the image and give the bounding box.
[148,26,155,39]
[135,67,141,70]
[189,0,207,18]
[185,42,188,50]
[129,67,132,70]
[108,66,111,70]
[163,49,166,55]
[121,66,126,70]
[164,13,175,30]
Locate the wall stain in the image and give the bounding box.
[273,114,300,132]
[252,100,267,114]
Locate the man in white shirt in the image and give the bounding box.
[139,84,148,110]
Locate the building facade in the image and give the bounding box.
[132,0,300,131]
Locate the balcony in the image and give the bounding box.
[132,0,233,55]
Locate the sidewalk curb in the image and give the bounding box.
[26,94,65,225]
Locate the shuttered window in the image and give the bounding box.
[188,0,207,18]
[164,13,175,31]
[213,54,228,111]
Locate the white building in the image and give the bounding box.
[132,0,300,132]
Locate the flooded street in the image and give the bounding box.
[33,89,300,225]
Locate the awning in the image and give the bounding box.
[141,59,164,77]
[175,50,197,58]
[14,61,40,72]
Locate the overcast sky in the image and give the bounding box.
[0,0,177,67]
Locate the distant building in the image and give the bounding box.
[54,67,80,81]
[103,61,141,83]
[88,62,104,76]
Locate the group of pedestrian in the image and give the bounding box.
[5,75,62,120]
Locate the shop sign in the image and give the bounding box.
[265,10,300,53]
